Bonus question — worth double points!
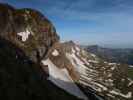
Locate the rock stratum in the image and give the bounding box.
[0,3,133,100]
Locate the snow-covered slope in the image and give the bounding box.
[68,43,133,100]
[42,59,88,100]
[41,41,133,100]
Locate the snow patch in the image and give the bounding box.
[107,94,115,98]
[128,78,133,87]
[110,66,116,70]
[52,49,59,56]
[104,61,108,64]
[108,79,113,83]
[108,63,116,66]
[128,81,133,87]
[75,46,80,52]
[90,53,96,58]
[42,59,88,100]
[72,48,76,54]
[108,74,112,78]
[17,29,31,42]
[81,57,90,66]
[109,90,132,99]
[66,53,88,75]
[88,60,99,63]
[121,79,125,82]
[93,82,108,91]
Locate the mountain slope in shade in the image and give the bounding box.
[0,38,83,100]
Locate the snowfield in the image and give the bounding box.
[42,59,88,100]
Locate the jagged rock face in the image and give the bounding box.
[0,3,81,100]
[0,3,59,62]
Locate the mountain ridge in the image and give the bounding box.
[84,45,133,65]
[0,3,133,100]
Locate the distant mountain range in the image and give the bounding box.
[84,45,133,65]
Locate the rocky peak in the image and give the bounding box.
[0,3,82,100]
[0,3,59,63]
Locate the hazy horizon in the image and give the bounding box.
[83,43,133,49]
[1,0,133,48]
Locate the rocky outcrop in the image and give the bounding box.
[0,3,81,100]
[0,3,59,63]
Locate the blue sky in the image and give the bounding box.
[1,0,133,48]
